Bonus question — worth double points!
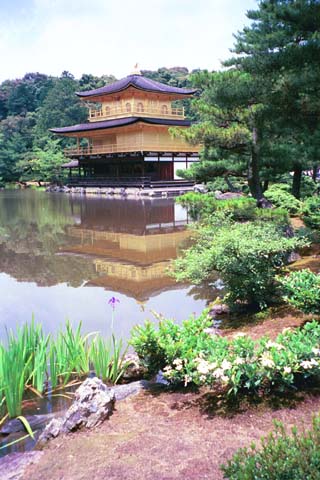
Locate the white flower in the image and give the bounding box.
[197,360,210,375]
[261,355,275,368]
[300,359,318,369]
[199,375,207,383]
[221,359,232,371]
[282,327,292,333]
[163,365,172,373]
[283,367,292,374]
[221,375,229,383]
[212,368,224,379]
[184,375,192,386]
[312,348,320,356]
[234,357,245,365]
[233,332,247,338]
[173,358,183,366]
[208,361,218,371]
[266,341,284,350]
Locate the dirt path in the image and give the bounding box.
[21,386,320,480]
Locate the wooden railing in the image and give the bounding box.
[88,105,185,121]
[65,141,199,156]
[67,176,152,187]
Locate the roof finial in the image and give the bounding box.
[130,63,142,75]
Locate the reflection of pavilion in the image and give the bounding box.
[62,198,191,301]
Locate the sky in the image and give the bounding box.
[0,0,258,82]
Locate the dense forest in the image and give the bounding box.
[0,67,196,185]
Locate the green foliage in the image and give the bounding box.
[173,214,303,310]
[279,269,320,315]
[264,184,302,214]
[18,138,67,183]
[90,335,129,384]
[131,310,213,376]
[177,192,288,225]
[0,320,128,418]
[221,414,320,480]
[131,315,320,397]
[302,196,320,229]
[206,176,249,194]
[300,176,319,199]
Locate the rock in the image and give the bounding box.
[203,327,222,336]
[212,278,225,290]
[38,377,115,444]
[122,353,147,381]
[193,184,208,193]
[257,197,273,208]
[215,191,243,200]
[287,251,301,264]
[0,451,43,480]
[209,303,230,316]
[113,380,152,401]
[1,413,61,435]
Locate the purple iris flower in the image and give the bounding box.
[108,296,120,310]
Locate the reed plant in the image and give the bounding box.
[58,321,91,375]
[0,342,32,417]
[0,320,128,418]
[89,335,128,384]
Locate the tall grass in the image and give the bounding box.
[90,335,129,384]
[0,321,128,419]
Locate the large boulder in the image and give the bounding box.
[215,191,243,200]
[38,377,115,444]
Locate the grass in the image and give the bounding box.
[0,321,127,419]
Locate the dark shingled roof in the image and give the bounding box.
[50,117,191,134]
[76,74,197,98]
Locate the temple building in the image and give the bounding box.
[51,68,200,187]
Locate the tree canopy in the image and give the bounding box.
[179,0,320,200]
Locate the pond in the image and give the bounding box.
[0,190,213,344]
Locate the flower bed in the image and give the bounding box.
[131,312,320,397]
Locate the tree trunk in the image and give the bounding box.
[262,180,269,192]
[292,164,302,199]
[312,165,319,182]
[248,125,271,207]
[225,176,240,193]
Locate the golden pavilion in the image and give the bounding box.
[51,68,200,187]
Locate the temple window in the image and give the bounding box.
[161,105,168,114]
[126,102,131,112]
[137,102,144,113]
[105,105,110,115]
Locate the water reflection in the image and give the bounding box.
[0,191,212,341]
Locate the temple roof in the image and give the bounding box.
[76,74,197,98]
[50,117,191,135]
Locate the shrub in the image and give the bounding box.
[302,196,320,229]
[173,217,306,310]
[177,192,289,225]
[206,177,248,194]
[131,317,320,397]
[264,184,302,214]
[300,175,318,199]
[279,269,320,315]
[131,310,212,376]
[221,414,320,480]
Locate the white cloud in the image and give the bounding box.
[0,0,257,81]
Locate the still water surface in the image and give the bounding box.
[0,191,212,342]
